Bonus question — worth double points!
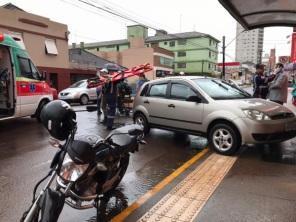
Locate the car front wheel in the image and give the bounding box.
[208,123,241,155]
[80,95,89,105]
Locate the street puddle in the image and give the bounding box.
[260,140,296,165]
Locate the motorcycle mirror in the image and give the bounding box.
[128,128,143,136]
[86,106,98,112]
[49,137,62,149]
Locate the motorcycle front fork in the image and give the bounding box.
[23,171,57,222]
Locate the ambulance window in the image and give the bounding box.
[30,61,40,80]
[18,57,40,80]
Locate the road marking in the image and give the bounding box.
[137,153,237,222]
[112,149,209,222]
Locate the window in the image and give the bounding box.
[149,83,167,97]
[177,62,186,68]
[160,57,173,67]
[140,84,149,96]
[18,57,40,80]
[209,51,211,57]
[169,41,175,47]
[170,84,196,100]
[209,39,212,45]
[178,39,186,45]
[208,63,211,69]
[164,42,168,45]
[193,79,250,100]
[177,51,186,57]
[45,39,58,55]
[8,31,26,49]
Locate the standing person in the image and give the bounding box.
[100,69,109,125]
[96,84,102,117]
[253,64,269,99]
[136,73,148,92]
[103,75,118,130]
[268,63,288,105]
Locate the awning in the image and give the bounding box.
[218,0,296,30]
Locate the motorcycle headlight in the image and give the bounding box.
[59,154,89,182]
[243,109,271,121]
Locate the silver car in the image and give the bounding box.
[133,76,296,155]
[58,80,97,105]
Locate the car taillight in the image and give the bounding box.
[0,34,4,42]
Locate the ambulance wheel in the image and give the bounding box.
[36,100,48,122]
[80,95,89,105]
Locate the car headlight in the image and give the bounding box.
[59,154,89,182]
[243,109,271,121]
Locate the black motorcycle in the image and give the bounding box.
[21,100,145,222]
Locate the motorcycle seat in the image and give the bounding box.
[74,134,104,147]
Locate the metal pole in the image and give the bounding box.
[222,36,226,79]
[202,60,204,74]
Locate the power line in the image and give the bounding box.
[76,0,224,59]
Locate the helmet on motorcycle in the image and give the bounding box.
[40,100,76,140]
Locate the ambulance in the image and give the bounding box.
[0,34,54,121]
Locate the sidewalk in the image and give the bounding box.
[112,137,296,222]
[112,150,238,222]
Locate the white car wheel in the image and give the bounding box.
[80,95,89,105]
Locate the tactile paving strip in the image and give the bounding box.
[137,153,237,222]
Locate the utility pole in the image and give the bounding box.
[202,60,204,74]
[221,36,226,79]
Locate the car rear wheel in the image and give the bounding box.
[80,95,89,105]
[208,123,241,155]
[134,112,150,135]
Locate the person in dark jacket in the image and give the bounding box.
[253,64,269,99]
[102,76,118,130]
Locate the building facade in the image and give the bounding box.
[0,3,100,91]
[235,23,264,64]
[79,25,219,76]
[86,33,174,83]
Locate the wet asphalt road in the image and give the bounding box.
[0,108,206,222]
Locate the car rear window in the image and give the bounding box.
[140,84,149,96]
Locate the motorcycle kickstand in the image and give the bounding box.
[94,195,109,222]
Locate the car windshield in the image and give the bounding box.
[193,78,251,100]
[69,80,87,88]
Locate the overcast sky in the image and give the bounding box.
[1,0,293,62]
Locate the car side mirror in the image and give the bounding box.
[186,96,202,103]
[40,71,46,81]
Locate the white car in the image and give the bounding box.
[58,80,97,105]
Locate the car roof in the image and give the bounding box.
[147,76,211,84]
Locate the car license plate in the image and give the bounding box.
[285,121,296,131]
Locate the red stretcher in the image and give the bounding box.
[87,63,153,88]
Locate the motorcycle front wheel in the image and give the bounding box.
[105,154,130,194]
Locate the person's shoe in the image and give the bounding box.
[106,126,113,130]
[100,118,107,125]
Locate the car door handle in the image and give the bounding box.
[168,104,175,108]
[144,100,150,104]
